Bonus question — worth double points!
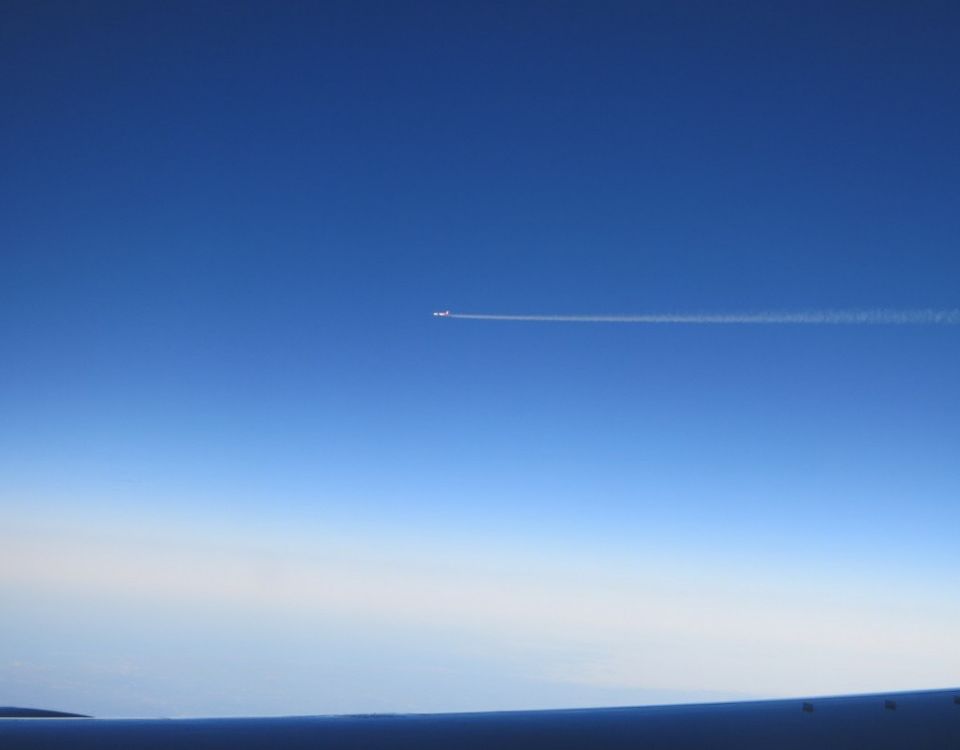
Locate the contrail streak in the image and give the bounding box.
[445,309,960,325]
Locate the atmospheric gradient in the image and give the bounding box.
[2,0,960,719]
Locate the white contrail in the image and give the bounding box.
[445,309,960,324]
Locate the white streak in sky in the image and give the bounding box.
[447,309,960,325]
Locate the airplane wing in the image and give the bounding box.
[1,687,959,749]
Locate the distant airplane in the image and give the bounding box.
[2,687,959,748]
[432,310,451,317]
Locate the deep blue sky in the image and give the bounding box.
[2,1,959,716]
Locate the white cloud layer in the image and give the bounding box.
[3,506,958,716]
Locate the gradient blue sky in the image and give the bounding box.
[2,0,959,717]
